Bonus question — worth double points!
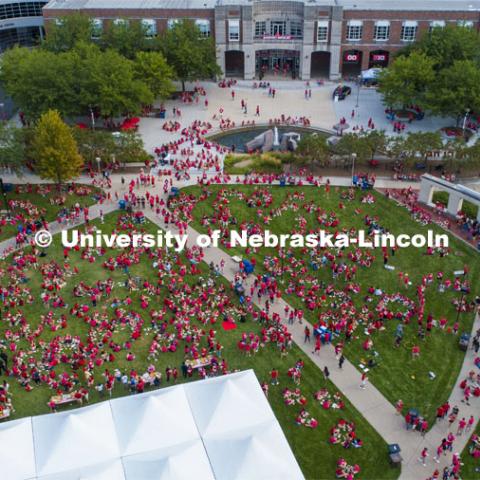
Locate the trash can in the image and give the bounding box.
[119,200,126,210]
[459,333,470,351]
[159,109,166,119]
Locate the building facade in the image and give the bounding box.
[42,0,480,80]
[0,0,46,52]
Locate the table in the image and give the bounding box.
[185,355,213,370]
[0,408,10,420]
[49,391,81,407]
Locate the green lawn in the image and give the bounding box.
[0,211,397,480]
[461,424,480,479]
[432,191,478,219]
[180,184,480,425]
[0,183,101,242]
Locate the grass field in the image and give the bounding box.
[432,191,478,220]
[180,184,480,424]
[461,424,480,479]
[0,211,398,480]
[0,184,101,242]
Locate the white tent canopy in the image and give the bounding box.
[0,370,304,480]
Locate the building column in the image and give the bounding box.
[216,46,226,78]
[329,44,341,80]
[418,181,433,204]
[300,46,313,81]
[476,206,480,222]
[243,46,255,80]
[447,193,463,216]
[329,8,343,81]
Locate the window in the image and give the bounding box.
[270,21,286,36]
[228,19,240,41]
[347,21,362,41]
[429,20,445,33]
[142,19,156,37]
[374,21,390,41]
[255,21,266,37]
[91,18,103,39]
[167,19,179,29]
[401,21,418,41]
[0,2,47,20]
[458,20,474,28]
[195,19,210,38]
[317,20,328,42]
[290,21,302,38]
[113,18,128,26]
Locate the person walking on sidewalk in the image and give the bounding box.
[338,354,345,369]
[360,372,368,389]
[419,447,429,466]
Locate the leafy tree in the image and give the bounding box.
[413,24,480,71]
[42,14,94,52]
[0,47,76,119]
[72,127,117,165]
[133,51,174,100]
[363,130,387,160]
[32,110,83,184]
[0,122,26,173]
[425,60,480,121]
[113,131,151,167]
[294,134,330,166]
[401,131,443,168]
[377,51,435,109]
[161,20,221,90]
[101,19,150,59]
[333,133,371,164]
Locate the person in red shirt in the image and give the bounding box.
[270,368,279,385]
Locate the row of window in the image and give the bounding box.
[83,18,211,39]
[253,20,303,39]
[346,19,474,42]
[0,2,47,21]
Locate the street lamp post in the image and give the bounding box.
[95,156,101,174]
[351,152,357,186]
[89,106,95,130]
[355,76,361,109]
[462,108,470,138]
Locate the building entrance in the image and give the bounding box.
[256,50,300,79]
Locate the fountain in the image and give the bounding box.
[272,126,280,150]
[245,127,301,153]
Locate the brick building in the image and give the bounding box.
[42,0,480,80]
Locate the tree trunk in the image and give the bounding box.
[182,80,186,92]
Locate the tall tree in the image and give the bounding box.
[363,130,387,160]
[425,60,480,122]
[333,133,371,164]
[0,47,76,119]
[401,131,443,168]
[295,134,330,166]
[413,24,480,71]
[101,19,149,59]
[133,51,174,100]
[32,110,83,184]
[0,122,26,173]
[160,20,221,90]
[377,51,435,109]
[42,14,94,52]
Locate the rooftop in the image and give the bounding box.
[43,0,480,11]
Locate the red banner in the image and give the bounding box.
[344,52,359,62]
